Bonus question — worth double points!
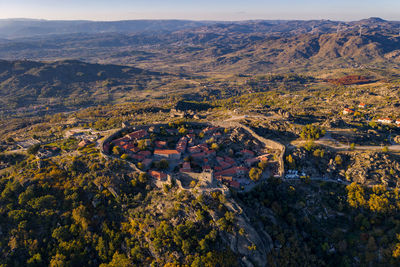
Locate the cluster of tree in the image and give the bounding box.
[0,137,241,266]
[300,124,326,140]
[346,183,399,213]
[236,178,400,266]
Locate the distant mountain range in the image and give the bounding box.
[0,18,399,75]
[0,17,398,39]
[0,18,400,114]
[0,19,215,38]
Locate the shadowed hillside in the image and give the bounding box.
[0,59,171,111]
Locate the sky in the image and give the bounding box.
[0,0,399,21]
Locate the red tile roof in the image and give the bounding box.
[224,156,235,165]
[219,161,232,170]
[176,137,188,153]
[180,162,191,172]
[203,165,211,171]
[126,129,148,140]
[191,152,206,158]
[154,149,180,155]
[241,149,255,157]
[129,147,140,153]
[343,108,354,113]
[228,180,240,188]
[112,137,130,144]
[148,170,167,180]
[142,158,153,167]
[215,167,237,177]
[257,154,270,161]
[138,150,152,157]
[131,154,145,161]
[122,143,136,150]
[188,146,202,153]
[206,150,216,156]
[245,157,259,166]
[155,141,167,148]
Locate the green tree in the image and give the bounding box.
[137,140,147,150]
[211,143,219,151]
[368,194,389,213]
[300,124,325,140]
[258,160,268,170]
[313,148,325,158]
[112,146,121,155]
[27,253,43,266]
[137,162,144,170]
[335,155,342,165]
[303,141,315,151]
[178,127,187,135]
[346,182,366,208]
[249,168,262,181]
[100,252,132,267]
[393,243,400,258]
[286,155,295,169]
[138,172,148,183]
[72,205,90,230]
[50,254,67,267]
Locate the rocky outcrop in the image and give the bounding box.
[222,198,273,267]
[344,152,400,187]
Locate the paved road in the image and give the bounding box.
[285,177,350,185]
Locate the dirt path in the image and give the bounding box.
[291,138,400,152]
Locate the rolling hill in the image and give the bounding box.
[0,59,171,113]
[0,19,213,38]
[0,18,399,75]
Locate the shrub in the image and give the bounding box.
[300,124,326,140]
[249,168,262,181]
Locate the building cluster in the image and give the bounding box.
[342,104,400,127]
[343,103,368,115]
[104,124,275,189]
[376,118,400,126]
[343,108,355,115]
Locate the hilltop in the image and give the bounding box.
[0,59,173,113]
[2,17,400,267]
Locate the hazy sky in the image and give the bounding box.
[0,0,399,21]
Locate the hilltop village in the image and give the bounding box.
[103,123,280,190]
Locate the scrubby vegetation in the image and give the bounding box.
[2,16,400,267]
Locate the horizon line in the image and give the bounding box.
[0,16,398,23]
